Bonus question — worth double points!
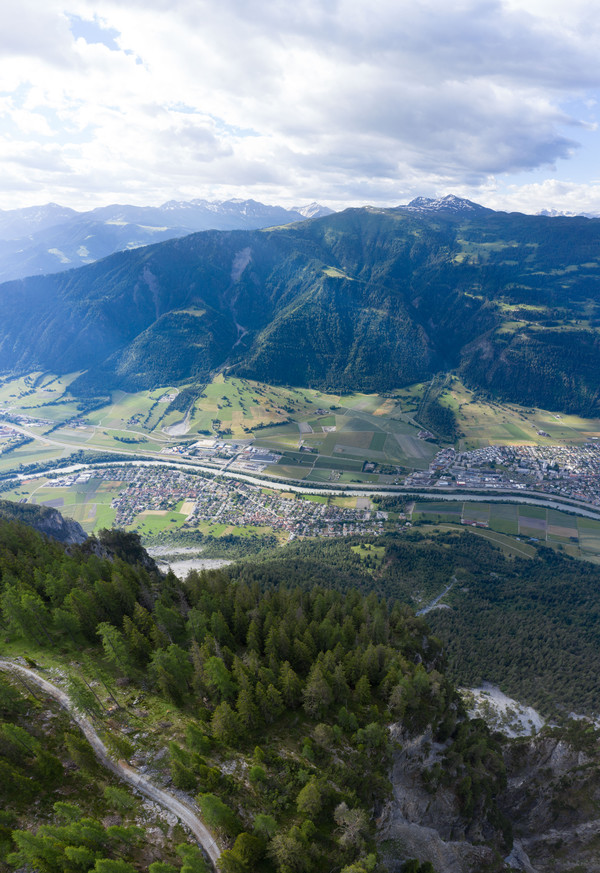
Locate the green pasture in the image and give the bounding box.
[86,388,177,431]
[411,500,600,560]
[0,442,66,473]
[267,464,311,480]
[442,377,600,449]
[300,494,329,503]
[0,372,441,477]
[2,475,124,533]
[421,522,538,559]
[488,505,518,534]
[0,371,81,410]
[304,469,339,482]
[462,502,490,524]
[183,375,341,438]
[128,510,187,536]
[351,543,385,567]
[7,370,600,492]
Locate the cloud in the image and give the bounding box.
[482,178,600,215]
[0,0,599,211]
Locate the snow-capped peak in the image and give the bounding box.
[402,194,490,214]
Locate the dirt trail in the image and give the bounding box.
[0,660,221,869]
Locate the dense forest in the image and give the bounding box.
[0,514,518,873]
[237,529,600,718]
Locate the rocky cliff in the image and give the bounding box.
[0,499,86,544]
[378,722,600,872]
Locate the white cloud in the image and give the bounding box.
[0,0,599,212]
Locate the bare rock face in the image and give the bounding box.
[0,499,86,544]
[377,726,501,873]
[379,723,600,873]
[33,508,87,544]
[500,732,600,872]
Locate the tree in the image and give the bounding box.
[204,656,237,701]
[97,622,134,674]
[248,765,266,785]
[218,833,263,873]
[186,723,211,755]
[296,779,323,818]
[103,786,137,814]
[236,687,259,730]
[1,588,53,646]
[150,644,193,703]
[53,801,82,822]
[92,860,137,873]
[149,864,178,873]
[211,702,242,745]
[264,684,284,723]
[177,844,209,873]
[354,674,371,706]
[302,665,332,718]
[66,675,105,719]
[253,813,278,840]
[269,826,312,873]
[334,802,369,851]
[196,794,241,839]
[53,607,80,644]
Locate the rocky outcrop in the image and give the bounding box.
[379,723,600,873]
[500,732,600,872]
[377,727,503,872]
[0,499,86,544]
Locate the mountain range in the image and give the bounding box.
[0,198,333,283]
[1,196,600,414]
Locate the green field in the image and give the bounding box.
[1,475,123,533]
[411,500,600,561]
[0,372,442,483]
[4,370,600,490]
[441,377,600,450]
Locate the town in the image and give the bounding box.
[406,441,600,507]
[46,466,391,539]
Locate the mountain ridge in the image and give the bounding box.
[1,204,600,414]
[0,198,334,282]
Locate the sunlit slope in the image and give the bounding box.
[0,206,600,412]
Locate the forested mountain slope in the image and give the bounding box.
[0,513,505,872]
[2,203,600,411]
[237,530,600,719]
[5,507,600,870]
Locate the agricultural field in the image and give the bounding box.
[1,474,124,533]
[0,371,83,420]
[0,440,67,474]
[0,372,438,482]
[411,500,600,561]
[5,370,600,488]
[255,397,440,482]
[440,377,600,450]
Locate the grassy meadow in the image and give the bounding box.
[411,500,600,562]
[440,377,600,450]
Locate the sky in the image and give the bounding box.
[2,0,600,214]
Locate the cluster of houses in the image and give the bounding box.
[44,465,391,539]
[404,441,600,507]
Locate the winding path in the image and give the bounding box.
[0,660,221,870]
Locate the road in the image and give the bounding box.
[11,455,600,524]
[0,660,221,870]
